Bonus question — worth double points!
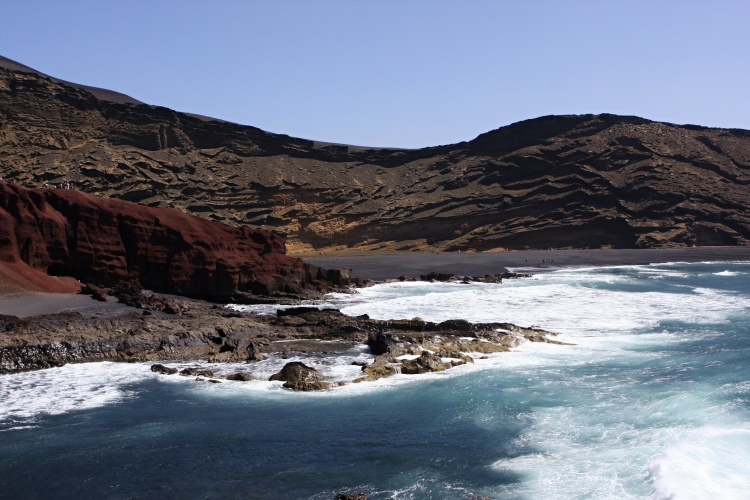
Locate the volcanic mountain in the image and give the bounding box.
[1,56,749,252]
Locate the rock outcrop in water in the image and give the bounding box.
[0,303,560,382]
[269,361,331,391]
[1,58,750,252]
[0,182,347,301]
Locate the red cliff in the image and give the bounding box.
[0,182,344,300]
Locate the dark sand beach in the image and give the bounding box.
[307,247,750,281]
[1,247,749,318]
[0,292,137,318]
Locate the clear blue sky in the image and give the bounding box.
[3,0,749,148]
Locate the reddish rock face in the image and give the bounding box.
[0,182,340,300]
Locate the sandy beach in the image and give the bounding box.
[1,247,749,318]
[0,291,137,319]
[306,247,750,281]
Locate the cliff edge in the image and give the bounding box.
[0,182,346,300]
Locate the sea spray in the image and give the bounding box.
[1,261,750,498]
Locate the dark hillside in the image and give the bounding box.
[1,58,749,252]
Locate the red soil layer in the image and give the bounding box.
[0,260,81,295]
[0,182,339,300]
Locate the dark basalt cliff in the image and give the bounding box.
[0,182,345,301]
[1,60,749,252]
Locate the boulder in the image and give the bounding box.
[400,351,451,374]
[355,354,397,382]
[179,367,215,377]
[367,329,399,356]
[335,494,368,500]
[269,361,330,391]
[226,372,255,381]
[437,319,474,332]
[150,363,177,375]
[246,342,264,362]
[500,272,531,279]
[419,272,456,282]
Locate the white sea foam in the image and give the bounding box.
[5,262,750,497]
[337,274,749,336]
[0,362,154,429]
[486,367,746,499]
[714,270,743,276]
[650,426,750,500]
[228,301,334,316]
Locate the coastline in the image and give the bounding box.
[5,256,750,497]
[1,247,749,318]
[1,246,749,384]
[305,246,750,281]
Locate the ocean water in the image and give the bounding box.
[2,261,750,499]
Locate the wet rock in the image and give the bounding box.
[179,367,215,377]
[419,272,456,282]
[150,363,177,375]
[0,291,559,378]
[355,354,397,382]
[468,274,503,283]
[499,272,531,279]
[277,306,323,317]
[367,329,399,356]
[246,341,264,362]
[400,351,451,374]
[226,372,255,381]
[335,493,368,500]
[269,361,331,391]
[437,319,473,332]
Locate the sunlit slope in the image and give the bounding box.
[1,62,749,253]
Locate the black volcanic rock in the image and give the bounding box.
[1,62,749,251]
[269,361,331,391]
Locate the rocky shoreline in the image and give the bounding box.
[0,179,562,389]
[0,276,561,389]
[5,246,750,389]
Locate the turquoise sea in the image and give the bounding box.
[2,261,750,499]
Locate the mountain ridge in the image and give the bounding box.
[1,58,749,252]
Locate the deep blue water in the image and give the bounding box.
[2,262,750,499]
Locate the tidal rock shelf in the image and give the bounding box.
[0,300,561,390]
